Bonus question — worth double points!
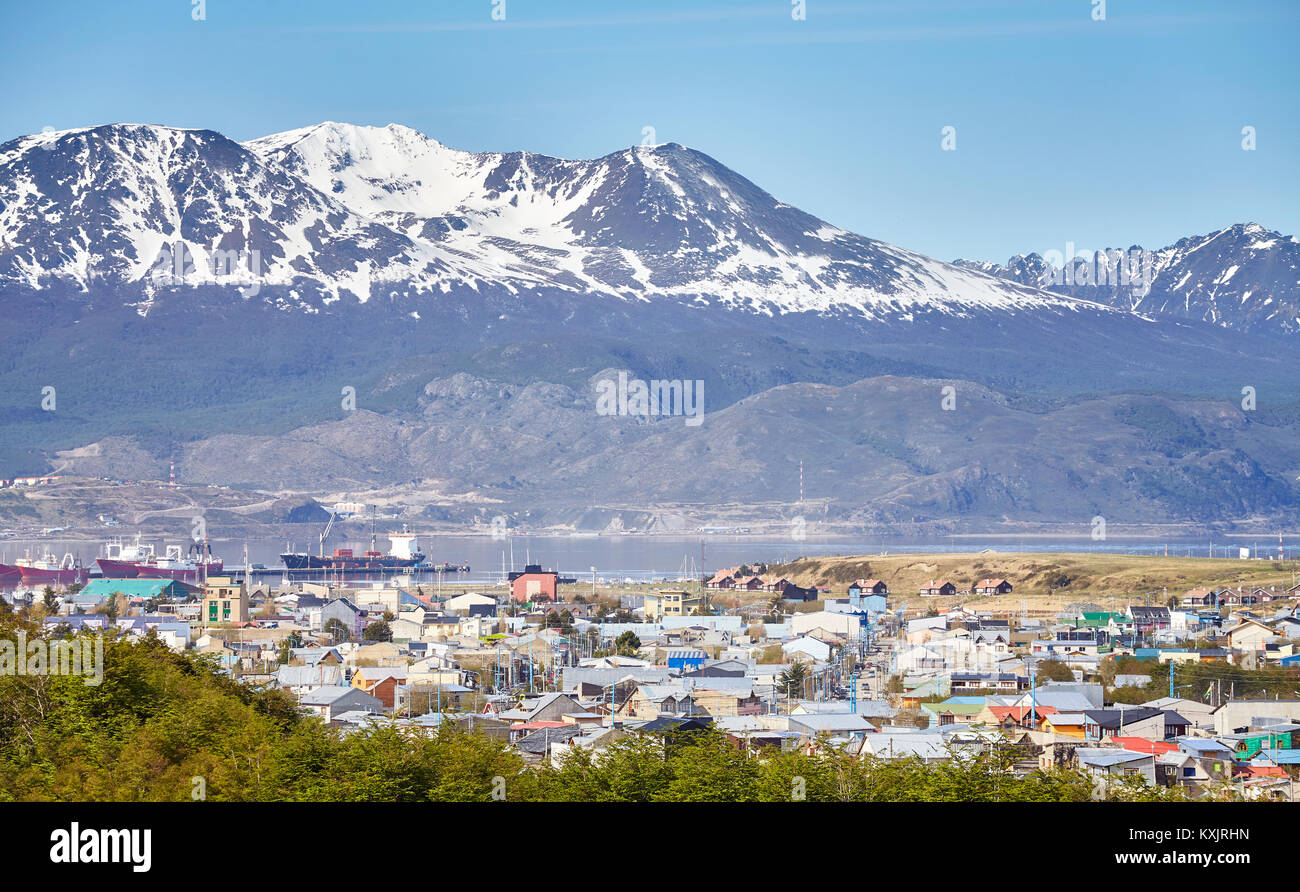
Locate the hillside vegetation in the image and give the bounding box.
[767,551,1300,615]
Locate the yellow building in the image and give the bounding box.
[644,589,702,621]
[1040,713,1088,739]
[202,575,250,625]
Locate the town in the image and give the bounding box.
[6,552,1300,802]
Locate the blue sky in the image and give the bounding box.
[1,0,1296,261]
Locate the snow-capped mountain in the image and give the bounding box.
[1,123,1297,525]
[954,223,1300,336]
[0,121,1107,317]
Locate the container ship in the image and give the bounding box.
[95,536,223,583]
[281,529,426,571]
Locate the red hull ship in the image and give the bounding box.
[95,557,224,581]
[4,551,91,587]
[96,537,222,583]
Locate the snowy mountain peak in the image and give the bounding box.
[0,120,1218,320]
[955,222,1300,335]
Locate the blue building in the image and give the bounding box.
[666,648,707,673]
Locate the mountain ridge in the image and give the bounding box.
[0,121,1297,527]
[0,121,1129,318]
[954,222,1300,335]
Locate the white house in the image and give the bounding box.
[782,636,832,663]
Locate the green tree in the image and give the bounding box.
[363,620,393,642]
[779,662,809,699]
[1034,659,1074,682]
[614,631,641,656]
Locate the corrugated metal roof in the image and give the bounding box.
[81,578,190,598]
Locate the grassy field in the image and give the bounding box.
[765,551,1300,617]
[296,552,1300,621]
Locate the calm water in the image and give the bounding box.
[2,532,1292,587]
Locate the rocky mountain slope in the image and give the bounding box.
[0,122,1297,527]
[955,223,1300,335]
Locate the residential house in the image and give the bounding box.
[351,667,409,710]
[501,692,587,725]
[1219,723,1300,760]
[320,598,365,641]
[1083,707,1189,741]
[1140,696,1216,730]
[919,580,957,597]
[773,581,819,602]
[1272,615,1300,637]
[619,685,691,719]
[848,579,889,598]
[783,636,833,664]
[299,685,383,721]
[509,565,559,603]
[925,696,986,727]
[1018,682,1104,711]
[689,687,764,717]
[971,578,1013,596]
[1213,700,1300,735]
[787,712,875,740]
[1128,605,1172,637]
[515,725,583,761]
[276,664,344,695]
[859,731,948,762]
[1076,749,1157,790]
[1156,750,1217,790]
[1040,713,1089,739]
[790,610,859,638]
[443,592,498,614]
[950,672,1022,694]
[1182,588,1219,608]
[704,569,739,590]
[643,590,702,621]
[1172,738,1237,784]
[1225,618,1280,651]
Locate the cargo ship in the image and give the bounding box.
[96,536,223,583]
[281,528,426,571]
[9,551,91,587]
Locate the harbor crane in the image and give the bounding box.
[318,510,337,558]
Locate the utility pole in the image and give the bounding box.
[1030,660,1037,728]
